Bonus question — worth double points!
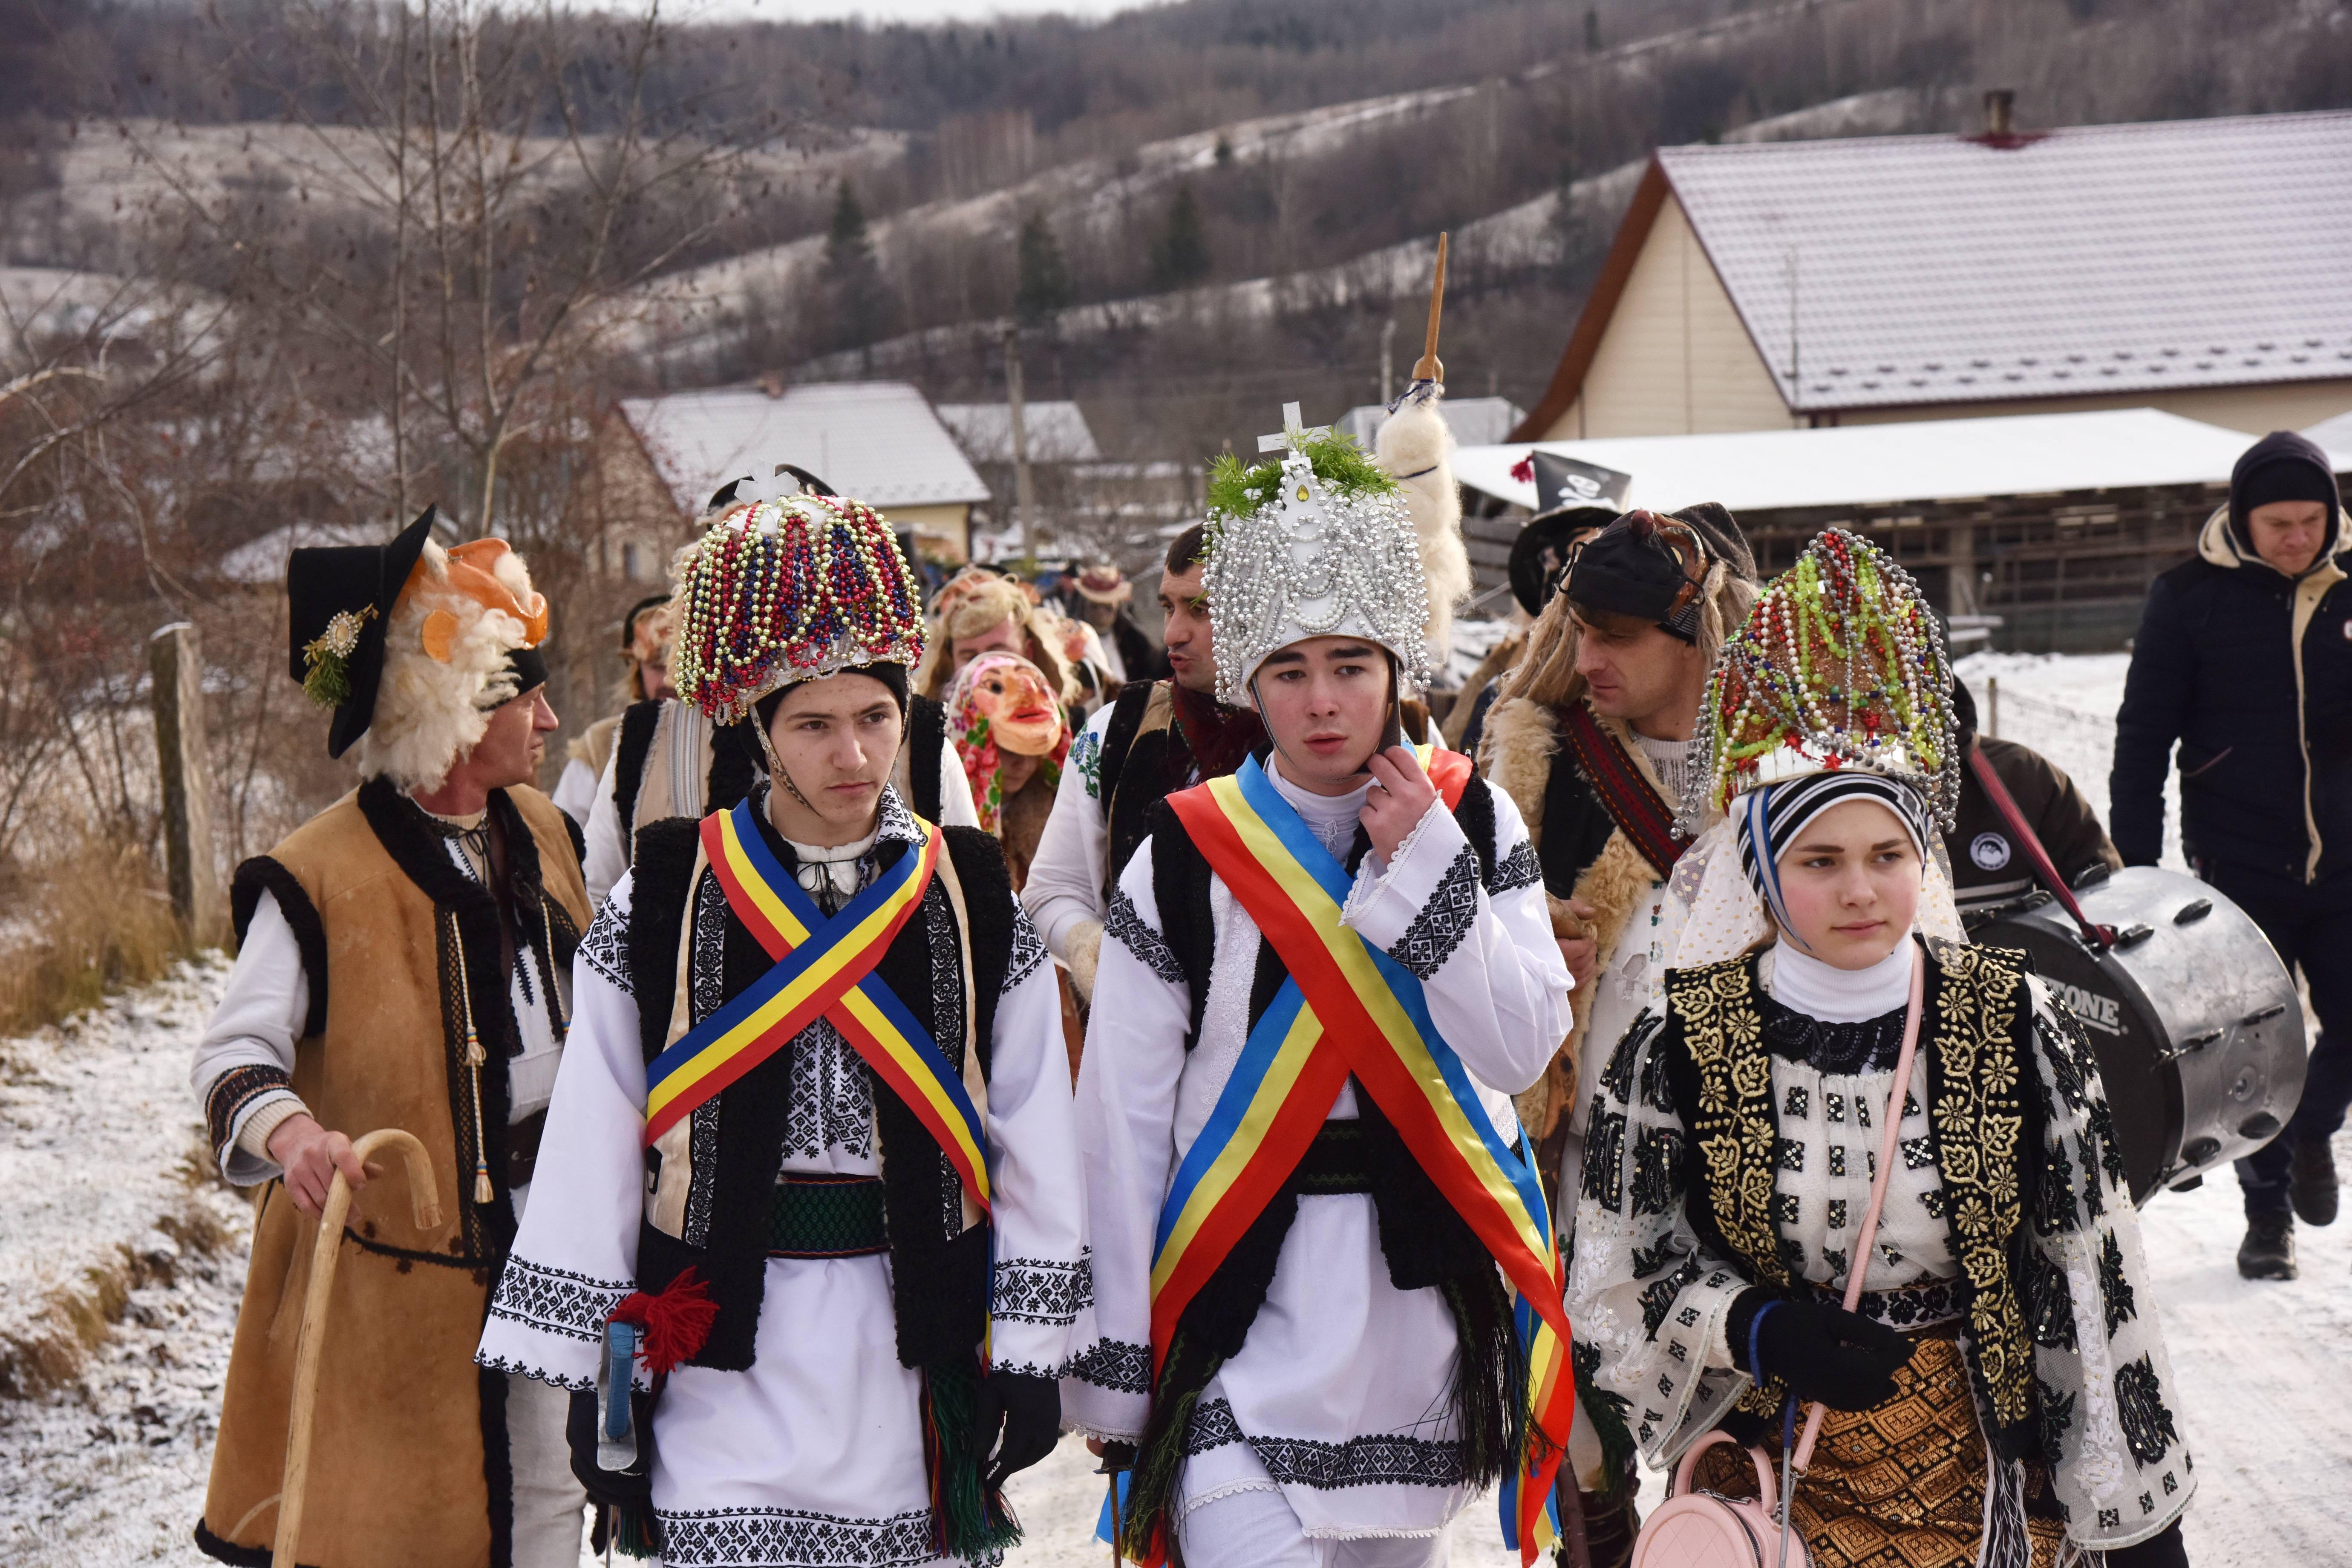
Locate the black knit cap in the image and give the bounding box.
[1563,503,1756,642]
[2229,430,2343,569]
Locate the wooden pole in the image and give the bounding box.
[273,1128,443,1568]
[150,623,224,945]
[1004,324,1038,564]
[1411,232,1448,383]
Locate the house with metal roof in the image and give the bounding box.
[619,381,992,562]
[1512,107,2352,444]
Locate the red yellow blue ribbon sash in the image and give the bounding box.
[641,798,990,1214]
[1161,749,1571,1562]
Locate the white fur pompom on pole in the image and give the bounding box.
[1377,233,1470,665]
[1377,388,1469,660]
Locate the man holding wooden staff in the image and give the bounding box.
[189,507,594,1566]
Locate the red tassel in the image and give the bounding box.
[1510,453,1534,484]
[610,1268,720,1377]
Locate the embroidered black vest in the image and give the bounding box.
[1655,938,2045,1461]
[624,808,1016,1372]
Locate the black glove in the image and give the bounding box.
[972,1370,1061,1488]
[566,1386,655,1504]
[1727,1289,1914,1412]
[2102,1521,2188,1568]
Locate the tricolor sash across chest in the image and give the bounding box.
[642,797,991,1213]
[1160,747,1575,1563]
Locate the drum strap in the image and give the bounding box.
[1966,746,2115,951]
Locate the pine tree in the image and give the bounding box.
[1014,210,1073,323]
[822,178,888,352]
[1149,182,1211,292]
[1585,7,1601,52]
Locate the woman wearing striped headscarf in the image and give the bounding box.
[1564,530,2192,1568]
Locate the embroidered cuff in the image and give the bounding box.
[204,1063,306,1186]
[1063,1336,1153,1444]
[1341,804,1481,980]
[478,1256,637,1392]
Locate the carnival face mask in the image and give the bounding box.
[956,653,1064,758]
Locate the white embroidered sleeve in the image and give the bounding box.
[1341,781,1571,1102]
[190,891,311,1186]
[1021,704,1116,970]
[476,873,647,1391]
[581,741,631,910]
[1565,1011,1751,1470]
[1062,839,1191,1443]
[2021,978,2195,1549]
[982,903,1090,1381]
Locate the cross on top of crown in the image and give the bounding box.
[1257,402,1330,456]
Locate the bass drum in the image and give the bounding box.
[1977,865,2306,1204]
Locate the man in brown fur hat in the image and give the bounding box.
[1473,502,1758,1565]
[189,508,592,1567]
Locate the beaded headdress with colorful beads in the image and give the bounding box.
[1202,401,1432,708]
[670,495,925,725]
[1686,527,1958,831]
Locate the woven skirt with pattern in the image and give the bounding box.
[1689,1328,2066,1568]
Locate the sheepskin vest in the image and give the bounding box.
[1482,695,1683,1140]
[200,778,588,1568]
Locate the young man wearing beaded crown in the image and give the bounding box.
[575,468,981,911]
[190,510,594,1567]
[1065,406,1574,1565]
[476,492,1084,1568]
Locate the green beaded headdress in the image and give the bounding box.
[1686,527,1958,831]
[671,494,925,725]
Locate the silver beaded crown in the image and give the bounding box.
[1201,403,1434,708]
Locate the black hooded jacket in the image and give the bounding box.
[2110,430,2352,882]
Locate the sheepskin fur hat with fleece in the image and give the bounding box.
[354,534,550,790]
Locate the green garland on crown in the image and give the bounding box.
[1203,427,1397,536]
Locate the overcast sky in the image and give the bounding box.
[676,0,1146,21]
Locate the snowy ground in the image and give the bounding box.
[5,662,2345,1563]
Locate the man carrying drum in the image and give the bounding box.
[2113,429,2352,1281]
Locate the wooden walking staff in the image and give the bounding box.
[1412,231,1448,384]
[272,1127,444,1568]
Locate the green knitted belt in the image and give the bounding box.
[1294,1120,1374,1195]
[769,1174,890,1258]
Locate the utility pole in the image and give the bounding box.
[1380,317,1397,406]
[1003,323,1038,563]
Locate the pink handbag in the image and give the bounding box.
[1623,951,1926,1568]
[1630,1430,1811,1568]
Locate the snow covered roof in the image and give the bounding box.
[1456,408,2352,517]
[619,382,989,515]
[1657,110,2352,415]
[934,401,1102,463]
[1337,396,1525,450]
[2302,404,2352,456]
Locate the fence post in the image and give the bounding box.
[149,622,225,946]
